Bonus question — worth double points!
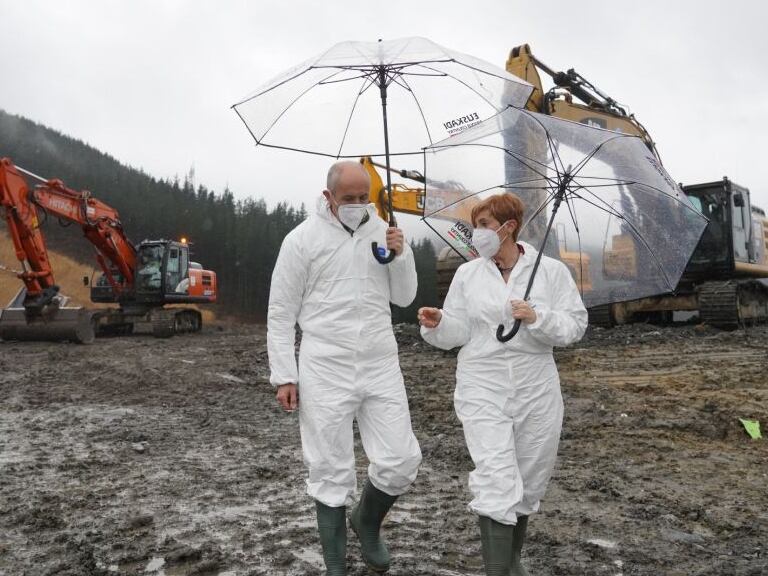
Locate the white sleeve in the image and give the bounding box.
[527,262,588,347]
[388,240,418,307]
[267,231,308,387]
[420,265,471,350]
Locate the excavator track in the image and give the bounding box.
[698,280,768,329]
[150,308,202,338]
[587,304,615,328]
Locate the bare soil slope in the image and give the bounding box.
[0,323,766,575]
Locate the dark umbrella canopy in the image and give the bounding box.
[422,106,709,319]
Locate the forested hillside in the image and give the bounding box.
[0,110,437,321]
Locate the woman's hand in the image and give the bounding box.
[510,299,537,324]
[418,307,442,328]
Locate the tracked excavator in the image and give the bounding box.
[0,157,217,343]
[365,44,768,328]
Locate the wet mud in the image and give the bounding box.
[0,322,766,575]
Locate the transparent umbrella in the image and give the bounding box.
[232,36,533,263]
[422,106,709,340]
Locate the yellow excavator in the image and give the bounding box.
[366,44,768,329]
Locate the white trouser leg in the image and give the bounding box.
[356,370,422,496]
[299,366,360,507]
[456,392,522,524]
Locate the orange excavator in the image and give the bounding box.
[0,157,217,343]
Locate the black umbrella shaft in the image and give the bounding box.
[522,186,566,300]
[378,66,395,227]
[496,186,567,342]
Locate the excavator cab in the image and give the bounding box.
[681,183,733,280]
[134,240,217,305]
[134,241,186,301]
[89,240,216,307]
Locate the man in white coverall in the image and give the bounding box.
[267,160,422,575]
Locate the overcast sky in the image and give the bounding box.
[1,0,766,237]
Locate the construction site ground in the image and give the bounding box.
[0,321,766,576]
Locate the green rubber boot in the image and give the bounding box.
[349,479,398,573]
[479,516,515,576]
[315,500,347,576]
[511,515,529,576]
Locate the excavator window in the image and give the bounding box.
[166,246,187,294]
[686,190,729,267]
[137,246,164,291]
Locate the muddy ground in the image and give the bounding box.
[0,321,766,576]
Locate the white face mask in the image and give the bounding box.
[472,221,511,259]
[472,228,501,259]
[336,203,367,231]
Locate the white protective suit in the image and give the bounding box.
[421,241,587,524]
[268,199,422,508]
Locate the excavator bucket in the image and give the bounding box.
[0,289,97,344]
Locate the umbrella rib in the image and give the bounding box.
[504,148,559,187]
[395,70,449,78]
[397,73,434,144]
[572,175,706,217]
[416,62,506,110]
[423,183,519,218]
[572,185,677,290]
[420,216,473,262]
[242,68,349,144]
[562,134,702,219]
[568,134,633,177]
[389,74,413,92]
[500,175,555,191]
[563,189,580,236]
[520,186,559,231]
[517,109,568,177]
[433,141,555,181]
[318,72,374,85]
[559,193,588,298]
[232,67,317,107]
[357,73,379,96]
[335,76,375,158]
[312,59,454,72]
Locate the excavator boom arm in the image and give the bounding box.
[32,182,136,287]
[0,158,56,295]
[1,157,136,299]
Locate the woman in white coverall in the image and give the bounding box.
[418,193,587,576]
[268,161,422,575]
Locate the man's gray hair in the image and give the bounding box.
[326,160,368,192]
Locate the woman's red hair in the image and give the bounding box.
[470,193,525,241]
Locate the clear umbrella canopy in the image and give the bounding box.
[232,37,534,160]
[422,107,709,309]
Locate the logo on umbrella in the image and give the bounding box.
[447,221,478,256]
[443,112,482,136]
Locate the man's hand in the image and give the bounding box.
[276,383,299,412]
[386,227,404,255]
[510,299,537,324]
[418,307,442,328]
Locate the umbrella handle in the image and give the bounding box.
[371,241,396,264]
[496,319,522,342]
